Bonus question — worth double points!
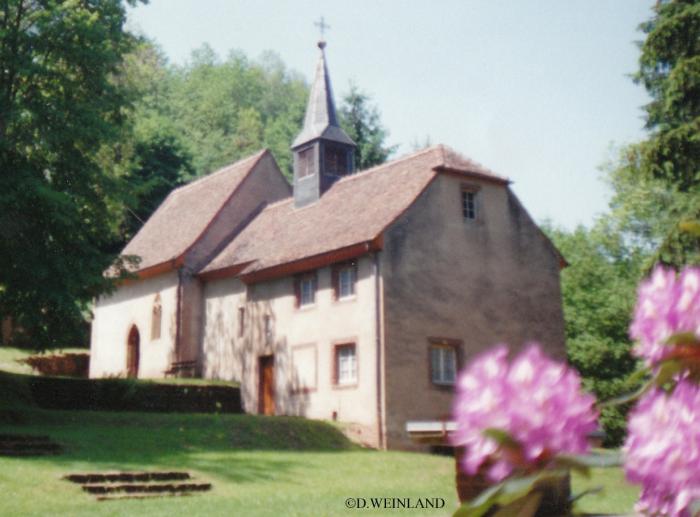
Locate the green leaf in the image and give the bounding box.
[626,366,652,386]
[482,428,520,449]
[665,332,700,346]
[601,377,654,407]
[569,486,603,505]
[655,359,684,387]
[551,454,591,477]
[455,483,504,517]
[493,491,543,517]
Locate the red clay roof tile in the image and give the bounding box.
[121,150,267,272]
[201,145,507,277]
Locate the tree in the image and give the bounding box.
[0,0,141,348]
[111,41,192,244]
[606,0,700,267]
[339,84,397,170]
[166,46,307,179]
[544,222,646,445]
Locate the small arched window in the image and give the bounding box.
[151,294,162,341]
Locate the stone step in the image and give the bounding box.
[64,471,191,484]
[0,448,61,457]
[0,441,62,451]
[96,492,194,502]
[82,482,212,495]
[0,434,51,442]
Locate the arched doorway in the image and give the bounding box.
[126,325,140,378]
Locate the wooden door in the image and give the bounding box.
[258,355,275,415]
[126,325,140,378]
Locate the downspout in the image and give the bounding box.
[373,251,384,449]
[175,268,184,364]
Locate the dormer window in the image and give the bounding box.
[324,145,349,176]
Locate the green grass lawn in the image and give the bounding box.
[0,408,638,517]
[0,349,639,516]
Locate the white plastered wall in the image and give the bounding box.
[90,271,178,378]
[201,255,381,446]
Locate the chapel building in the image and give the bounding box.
[90,41,567,449]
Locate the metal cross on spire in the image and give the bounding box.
[314,16,330,41]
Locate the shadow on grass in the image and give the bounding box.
[0,407,363,484]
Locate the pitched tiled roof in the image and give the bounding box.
[122,150,268,272]
[201,145,508,278]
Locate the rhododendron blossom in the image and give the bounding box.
[624,379,700,517]
[630,266,700,367]
[451,344,598,482]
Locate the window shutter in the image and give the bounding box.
[352,261,358,295]
[331,266,339,301]
[294,276,301,308]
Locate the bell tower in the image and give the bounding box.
[292,40,356,207]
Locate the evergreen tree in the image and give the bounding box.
[607,0,700,266]
[339,84,397,170]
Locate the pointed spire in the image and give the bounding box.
[291,41,355,149]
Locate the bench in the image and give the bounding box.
[163,360,197,378]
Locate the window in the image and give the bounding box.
[334,344,357,386]
[324,146,349,176]
[150,294,162,341]
[462,190,477,220]
[333,262,357,300]
[295,272,317,308]
[430,344,457,386]
[238,307,245,337]
[297,146,314,178]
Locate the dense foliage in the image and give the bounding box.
[0,0,142,348]
[338,84,397,170]
[0,12,395,349]
[543,0,700,446]
[544,223,644,446]
[606,0,700,267]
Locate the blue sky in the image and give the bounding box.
[127,1,654,230]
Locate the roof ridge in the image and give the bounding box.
[331,145,441,186]
[171,149,268,196]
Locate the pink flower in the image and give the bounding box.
[452,344,598,482]
[624,379,700,517]
[630,266,700,367]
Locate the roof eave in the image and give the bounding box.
[197,261,255,282]
[114,255,184,286]
[235,236,384,285]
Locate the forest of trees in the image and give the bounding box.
[0,1,394,349]
[0,0,697,443]
[543,0,699,444]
